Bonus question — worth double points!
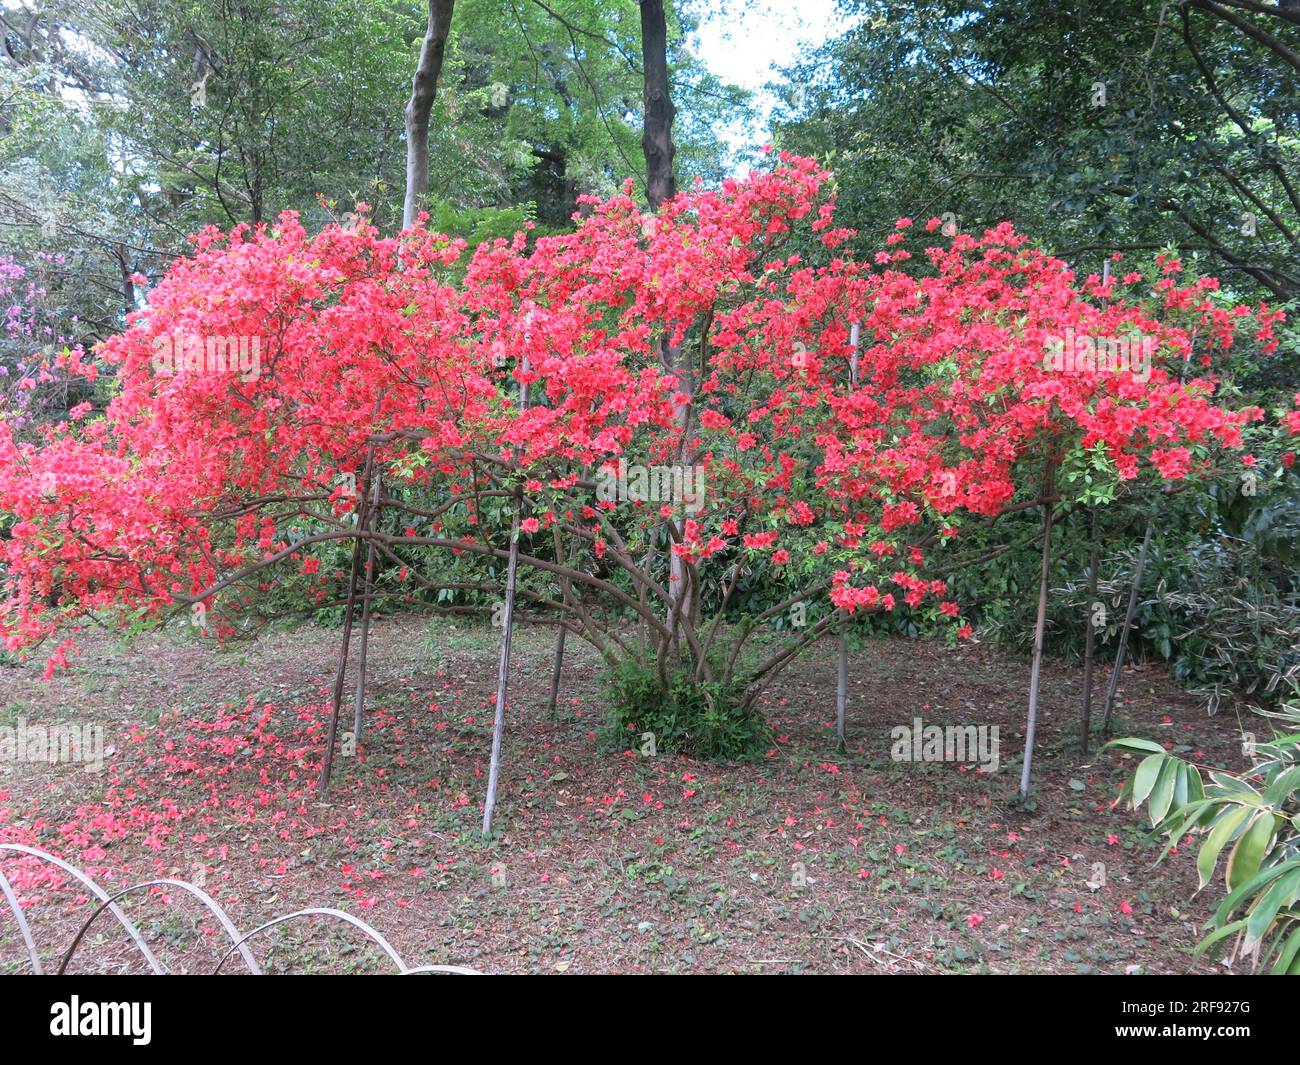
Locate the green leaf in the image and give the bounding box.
[1213,858,1300,925]
[1198,806,1253,890]
[1244,868,1300,953]
[1207,771,1261,799]
[1194,917,1248,957]
[1262,765,1300,807]
[1272,924,1300,975]
[1257,732,1300,752]
[1104,737,1166,756]
[1226,813,1276,893]
[1132,753,1165,806]
[1149,757,1179,826]
[1157,799,1215,860]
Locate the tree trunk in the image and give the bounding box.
[639,0,686,642]
[402,0,456,230]
[639,0,676,210]
[319,453,375,792]
[547,623,567,719]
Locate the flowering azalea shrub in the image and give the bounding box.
[0,254,88,438]
[0,153,1281,756]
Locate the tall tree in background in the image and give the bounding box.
[1,1,739,275]
[638,0,692,634]
[639,0,676,208]
[780,0,1300,312]
[0,0,435,352]
[403,0,456,229]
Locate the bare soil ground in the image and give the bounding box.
[0,616,1252,974]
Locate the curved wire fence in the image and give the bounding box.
[0,844,479,975]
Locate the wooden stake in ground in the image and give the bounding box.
[352,470,382,741]
[1019,458,1058,797]
[546,484,578,719]
[1096,291,1189,738]
[836,617,848,749]
[1100,520,1153,735]
[319,451,375,793]
[482,336,531,836]
[835,321,861,750]
[1079,507,1100,758]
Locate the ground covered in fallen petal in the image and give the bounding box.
[0,617,1248,974]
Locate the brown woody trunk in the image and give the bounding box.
[402,0,456,230]
[639,0,676,210]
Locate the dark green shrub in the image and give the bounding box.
[598,651,770,762]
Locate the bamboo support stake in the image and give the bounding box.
[482,323,531,835]
[1100,521,1153,735]
[836,320,860,749]
[352,470,382,741]
[836,617,848,750]
[1080,507,1100,757]
[1019,458,1058,797]
[1096,260,1183,738]
[546,478,578,719]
